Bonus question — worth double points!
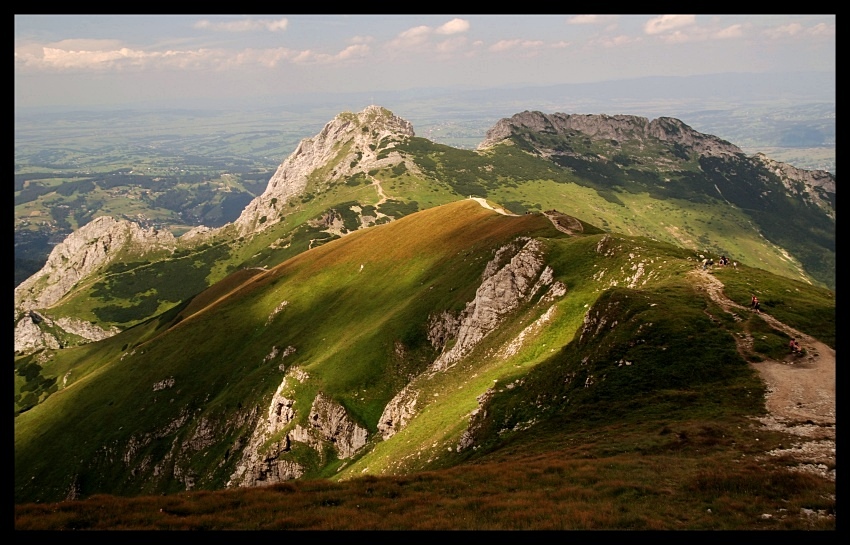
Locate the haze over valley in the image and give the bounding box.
[14,15,835,530]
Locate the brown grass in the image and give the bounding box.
[15,419,835,530]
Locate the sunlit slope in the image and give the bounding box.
[334,233,835,482]
[14,200,557,502]
[32,121,832,342]
[15,198,835,504]
[333,234,698,480]
[397,136,831,288]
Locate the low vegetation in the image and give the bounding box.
[14,108,834,529]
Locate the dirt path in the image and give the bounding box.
[469,197,518,216]
[369,175,390,206]
[688,269,835,481]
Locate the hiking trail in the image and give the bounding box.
[688,268,835,481]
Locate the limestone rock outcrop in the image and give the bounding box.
[55,317,121,343]
[478,111,744,159]
[377,384,419,440]
[14,312,60,353]
[305,392,369,459]
[14,216,178,354]
[234,105,415,235]
[430,237,553,372]
[15,216,176,313]
[228,370,368,489]
[228,371,305,488]
[753,153,835,219]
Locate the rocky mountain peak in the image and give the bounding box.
[15,216,176,314]
[14,216,178,354]
[477,111,743,159]
[234,105,415,235]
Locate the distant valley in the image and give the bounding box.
[14,73,835,286]
[14,102,834,525]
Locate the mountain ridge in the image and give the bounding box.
[13,106,835,357]
[14,190,834,510]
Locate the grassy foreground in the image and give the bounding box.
[15,415,835,530]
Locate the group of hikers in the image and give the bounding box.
[695,251,803,357]
[700,254,734,270]
[749,297,803,356]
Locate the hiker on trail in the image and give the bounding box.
[790,338,802,355]
[751,295,761,313]
[702,258,710,270]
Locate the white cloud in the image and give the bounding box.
[714,24,744,39]
[655,23,748,44]
[15,38,368,73]
[230,47,298,69]
[763,21,834,40]
[767,23,803,38]
[276,43,371,65]
[194,17,289,32]
[389,25,432,49]
[386,19,469,52]
[436,37,468,53]
[436,18,470,35]
[489,39,544,53]
[335,44,370,61]
[644,15,695,35]
[40,46,145,69]
[807,22,835,37]
[28,45,241,72]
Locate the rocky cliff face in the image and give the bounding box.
[14,216,178,354]
[228,368,368,488]
[477,111,744,159]
[15,216,176,313]
[228,369,307,488]
[753,153,835,219]
[377,384,419,441]
[375,237,558,441]
[234,105,415,235]
[430,237,553,372]
[14,312,60,353]
[304,392,369,459]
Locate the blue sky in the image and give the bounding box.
[14,14,835,109]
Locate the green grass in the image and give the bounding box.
[14,415,834,529]
[14,198,834,528]
[15,107,834,521]
[14,201,556,503]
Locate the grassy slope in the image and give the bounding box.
[16,199,835,502]
[14,202,835,528]
[14,200,556,503]
[27,126,831,342]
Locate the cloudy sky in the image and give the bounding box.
[14,14,835,109]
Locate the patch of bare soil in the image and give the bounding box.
[470,197,517,216]
[543,210,584,235]
[688,269,835,482]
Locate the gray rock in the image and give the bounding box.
[234,105,415,235]
[478,111,743,160]
[377,384,419,440]
[430,238,551,372]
